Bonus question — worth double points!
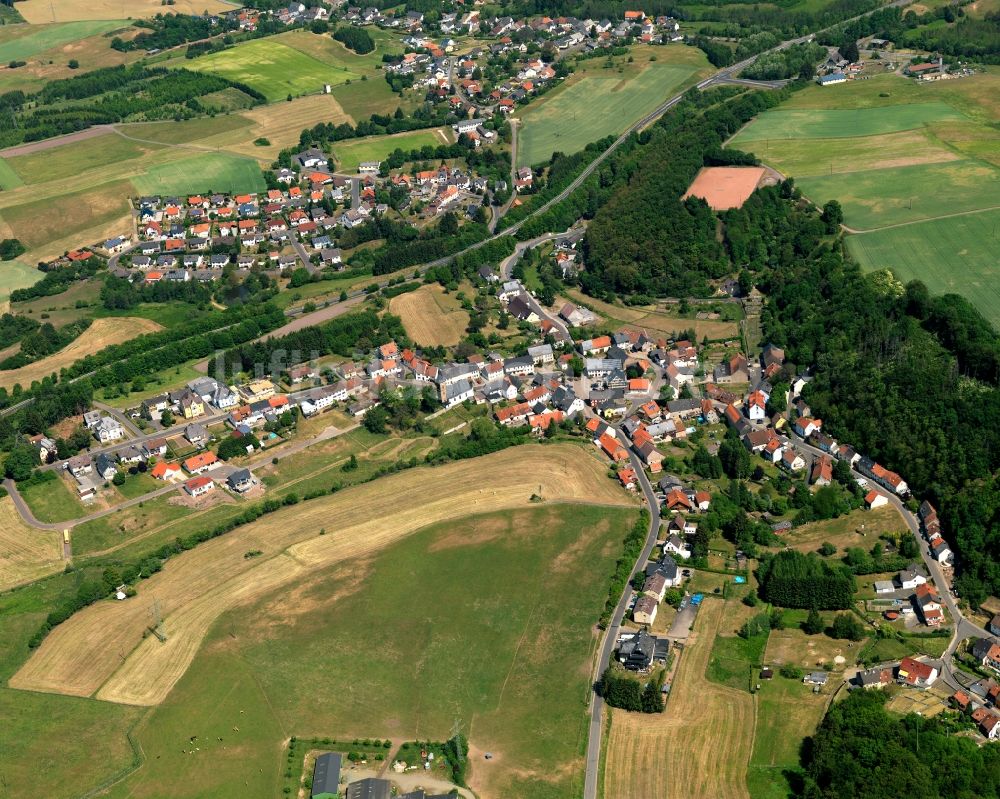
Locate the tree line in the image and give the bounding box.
[333,25,374,54]
[0,65,265,147]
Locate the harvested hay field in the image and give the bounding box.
[11,444,631,704]
[0,316,162,391]
[682,167,766,211]
[388,284,470,346]
[16,0,234,23]
[604,599,753,799]
[0,497,63,590]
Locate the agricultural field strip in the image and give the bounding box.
[0,497,63,591]
[603,599,754,799]
[846,208,1000,327]
[517,63,699,167]
[0,20,127,61]
[729,102,964,142]
[10,445,631,705]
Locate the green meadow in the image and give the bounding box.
[848,209,1000,327]
[730,102,963,142]
[186,38,362,102]
[0,157,24,190]
[102,504,635,799]
[795,159,1000,230]
[335,128,448,172]
[0,19,126,61]
[517,60,699,167]
[131,153,266,195]
[0,260,42,303]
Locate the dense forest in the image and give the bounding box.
[212,309,407,380]
[802,690,1000,798]
[758,550,856,609]
[719,183,1000,604]
[580,87,786,298]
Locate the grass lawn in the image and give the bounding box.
[131,153,266,196]
[0,158,25,190]
[777,506,908,555]
[117,115,254,146]
[19,476,83,524]
[185,38,362,102]
[0,19,126,60]
[334,128,449,172]
[847,208,1000,328]
[333,76,418,119]
[707,627,768,692]
[517,60,699,167]
[96,361,207,409]
[0,261,43,305]
[795,159,1000,230]
[10,276,101,327]
[102,503,635,799]
[6,133,162,185]
[746,676,828,799]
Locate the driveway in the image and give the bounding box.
[668,597,700,641]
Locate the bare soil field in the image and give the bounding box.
[388,284,470,346]
[682,167,767,211]
[0,497,63,591]
[11,444,631,704]
[604,598,754,799]
[16,0,236,23]
[0,317,162,391]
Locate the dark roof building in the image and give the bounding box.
[618,630,656,671]
[311,752,342,799]
[346,778,392,799]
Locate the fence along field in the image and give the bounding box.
[11,444,632,704]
